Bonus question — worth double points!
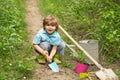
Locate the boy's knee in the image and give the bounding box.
[40,42,51,50]
[59,41,66,48]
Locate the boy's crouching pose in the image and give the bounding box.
[33,15,66,63]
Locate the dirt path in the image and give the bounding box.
[25,0,79,80]
[25,0,42,42]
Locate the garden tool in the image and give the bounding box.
[48,61,59,72]
[80,72,88,79]
[65,43,79,58]
[79,72,95,79]
[59,25,119,80]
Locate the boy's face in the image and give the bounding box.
[45,25,56,34]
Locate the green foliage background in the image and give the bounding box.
[0,0,35,79]
[0,0,120,79]
[39,0,120,62]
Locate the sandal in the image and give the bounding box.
[36,55,46,63]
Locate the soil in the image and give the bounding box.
[25,0,120,80]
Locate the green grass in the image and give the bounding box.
[0,0,35,79]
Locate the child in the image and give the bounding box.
[33,15,66,63]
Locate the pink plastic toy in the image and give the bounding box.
[75,62,89,74]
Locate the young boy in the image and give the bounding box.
[33,15,66,63]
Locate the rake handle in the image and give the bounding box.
[59,25,104,70]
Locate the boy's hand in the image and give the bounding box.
[46,56,52,63]
[42,50,52,62]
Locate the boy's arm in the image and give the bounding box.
[33,44,48,56]
[34,44,53,62]
[49,46,58,59]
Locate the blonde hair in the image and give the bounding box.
[43,15,59,31]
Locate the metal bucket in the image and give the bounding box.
[79,40,99,64]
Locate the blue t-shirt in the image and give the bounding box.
[33,29,61,46]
